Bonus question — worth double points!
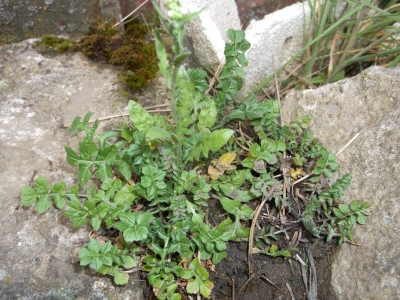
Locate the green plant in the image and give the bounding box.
[21,1,370,299]
[247,0,400,98]
[253,244,291,258]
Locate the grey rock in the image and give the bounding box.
[0,0,122,45]
[0,40,143,300]
[281,66,400,299]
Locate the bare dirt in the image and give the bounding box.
[212,234,337,299]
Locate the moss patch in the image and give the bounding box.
[36,23,158,91]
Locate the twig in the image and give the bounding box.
[328,33,341,79]
[143,103,171,110]
[236,273,256,298]
[286,67,317,90]
[146,109,171,113]
[61,103,171,128]
[113,0,150,28]
[141,13,150,30]
[238,121,252,140]
[291,173,312,186]
[248,185,277,275]
[235,139,249,152]
[121,266,142,273]
[205,61,224,95]
[29,170,37,187]
[259,275,288,295]
[286,282,296,300]
[335,132,361,157]
[295,254,307,266]
[203,66,221,83]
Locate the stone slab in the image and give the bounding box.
[0,39,143,300]
[281,66,400,299]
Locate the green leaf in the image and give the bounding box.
[78,161,93,185]
[114,160,131,181]
[179,8,206,24]
[146,126,172,141]
[35,176,51,193]
[51,182,66,209]
[114,212,153,242]
[114,270,129,285]
[232,218,250,239]
[121,256,137,269]
[186,129,234,161]
[98,145,118,161]
[128,100,154,132]
[239,205,254,220]
[91,217,101,231]
[349,199,362,212]
[114,185,137,206]
[212,250,228,264]
[187,68,209,92]
[154,29,171,89]
[20,186,37,206]
[333,207,344,219]
[173,52,191,65]
[219,184,254,202]
[356,213,367,225]
[186,258,214,298]
[65,146,79,165]
[197,97,217,131]
[339,204,351,215]
[79,137,98,160]
[220,197,240,215]
[35,196,52,214]
[227,29,244,45]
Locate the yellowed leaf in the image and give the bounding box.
[290,167,303,179]
[208,165,223,180]
[208,152,237,180]
[147,141,155,151]
[215,152,236,171]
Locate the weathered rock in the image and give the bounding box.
[281,66,400,299]
[0,0,123,45]
[0,40,144,299]
[241,1,312,96]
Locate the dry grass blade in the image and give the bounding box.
[244,0,399,99]
[259,275,288,295]
[236,273,256,298]
[301,247,318,300]
[113,0,150,28]
[286,282,296,300]
[248,185,277,275]
[205,62,224,95]
[335,131,361,157]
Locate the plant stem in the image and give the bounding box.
[170,65,183,169]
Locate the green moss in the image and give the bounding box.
[35,23,158,91]
[37,35,78,53]
[77,23,158,90]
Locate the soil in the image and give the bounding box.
[137,193,338,300]
[208,193,338,300]
[212,237,337,299]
